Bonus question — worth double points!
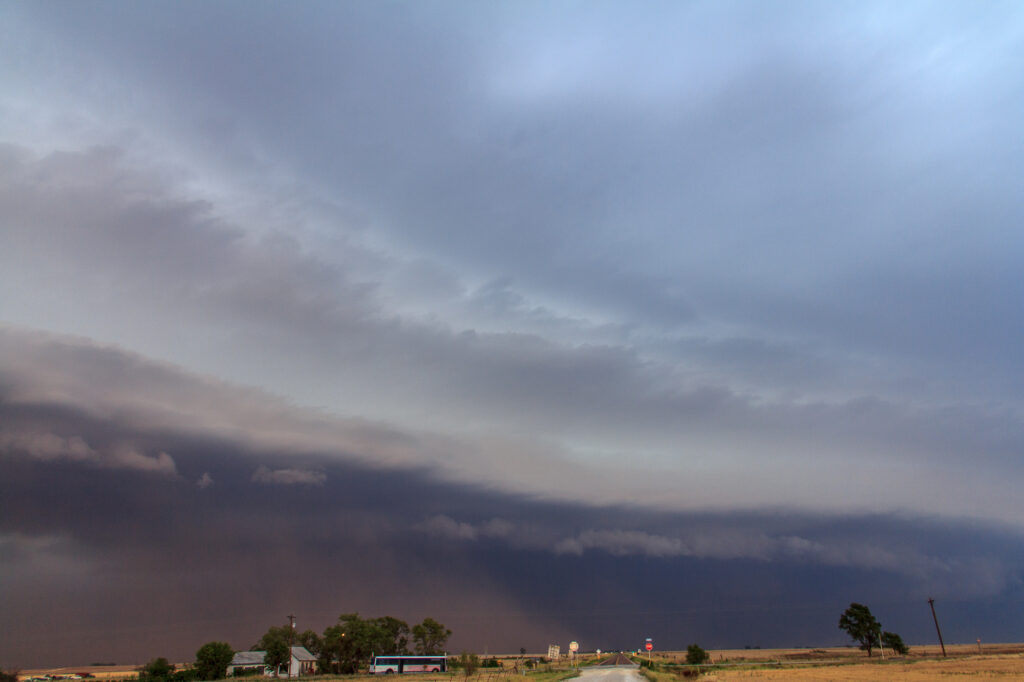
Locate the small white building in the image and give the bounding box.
[288,647,317,677]
[227,647,317,678]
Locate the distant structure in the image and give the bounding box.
[227,647,317,678]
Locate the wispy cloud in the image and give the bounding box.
[0,430,176,476]
[417,515,514,541]
[252,465,325,486]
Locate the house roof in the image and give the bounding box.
[230,647,315,666]
[230,651,266,667]
[290,646,316,662]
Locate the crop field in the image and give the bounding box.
[647,644,1024,679]
[702,655,1024,680]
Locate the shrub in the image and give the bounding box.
[140,658,175,682]
[457,652,479,677]
[685,645,709,665]
[882,632,909,656]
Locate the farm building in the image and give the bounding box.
[227,647,316,678]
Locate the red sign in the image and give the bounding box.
[645,642,653,651]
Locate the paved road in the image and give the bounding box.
[579,660,642,682]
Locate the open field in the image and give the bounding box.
[643,645,1024,679]
[19,646,1024,681]
[702,655,1024,680]
[17,667,142,682]
[16,663,581,679]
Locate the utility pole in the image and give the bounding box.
[288,614,296,647]
[927,598,946,658]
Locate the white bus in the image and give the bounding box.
[370,656,447,674]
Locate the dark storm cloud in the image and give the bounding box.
[3,393,1023,667]
[4,315,1024,522]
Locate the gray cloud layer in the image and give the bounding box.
[2,1,1024,664]
[3,0,1024,523]
[2,391,1022,667]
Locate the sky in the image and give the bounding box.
[2,0,1024,668]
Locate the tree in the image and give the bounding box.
[367,616,411,656]
[321,613,405,674]
[1,670,20,682]
[839,603,882,657]
[296,630,322,658]
[685,644,709,665]
[457,652,479,678]
[194,641,234,681]
[882,631,909,655]
[265,640,290,678]
[254,625,294,652]
[140,658,175,682]
[411,618,451,655]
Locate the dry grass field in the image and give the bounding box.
[649,644,1024,680]
[18,666,142,681]
[19,646,1024,681]
[703,655,1024,680]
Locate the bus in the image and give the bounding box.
[369,656,447,674]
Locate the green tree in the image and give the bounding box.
[685,644,709,665]
[254,625,294,652]
[457,652,479,678]
[838,603,882,657]
[264,641,290,678]
[140,658,175,682]
[881,631,909,655]
[411,618,451,655]
[194,641,234,681]
[1,670,20,682]
[320,613,388,674]
[296,630,322,657]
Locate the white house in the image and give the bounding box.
[287,647,317,677]
[227,647,317,678]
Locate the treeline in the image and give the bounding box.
[137,613,452,681]
[254,613,452,675]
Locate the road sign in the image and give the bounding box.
[569,641,579,653]
[645,638,653,652]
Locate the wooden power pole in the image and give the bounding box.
[927,598,947,657]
